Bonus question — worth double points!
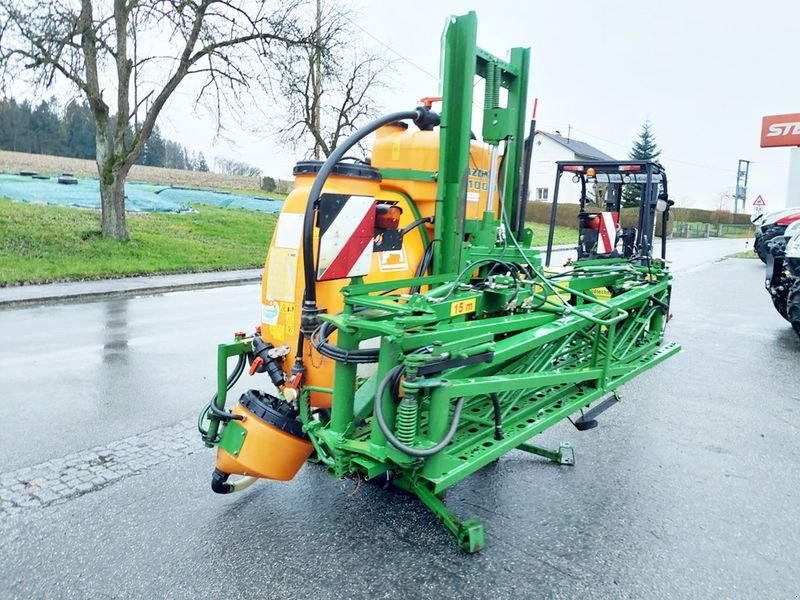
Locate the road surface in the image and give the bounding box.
[4,236,797,599]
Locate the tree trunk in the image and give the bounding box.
[99,171,128,240]
[95,127,129,241]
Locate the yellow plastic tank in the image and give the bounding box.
[371,122,500,221]
[260,161,428,407]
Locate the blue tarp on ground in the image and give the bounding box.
[0,173,284,213]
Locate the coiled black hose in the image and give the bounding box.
[373,365,465,458]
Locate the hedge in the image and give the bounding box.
[525,201,751,237]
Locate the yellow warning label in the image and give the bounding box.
[278,302,296,337]
[267,324,285,340]
[590,287,613,301]
[450,298,477,317]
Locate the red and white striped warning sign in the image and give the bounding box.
[597,211,619,254]
[316,194,376,281]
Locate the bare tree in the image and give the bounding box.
[270,1,391,159]
[0,0,303,240]
[214,156,262,178]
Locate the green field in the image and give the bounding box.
[526,221,578,247]
[0,198,276,285]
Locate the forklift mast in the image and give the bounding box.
[435,12,530,275]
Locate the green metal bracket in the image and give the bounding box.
[205,339,252,445]
[517,441,575,465]
[405,478,486,553]
[379,168,437,182]
[434,12,477,276]
[218,420,247,458]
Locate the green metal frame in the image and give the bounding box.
[200,12,681,554]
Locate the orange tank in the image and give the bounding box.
[260,161,428,407]
[216,391,313,481]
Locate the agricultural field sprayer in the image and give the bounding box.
[198,11,680,553]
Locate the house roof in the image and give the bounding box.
[536,130,615,161]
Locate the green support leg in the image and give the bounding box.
[517,441,575,465]
[410,480,485,553]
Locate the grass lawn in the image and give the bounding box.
[729,251,759,259]
[0,198,276,285]
[526,221,578,246]
[0,198,576,286]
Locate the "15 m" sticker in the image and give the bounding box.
[450,298,477,317]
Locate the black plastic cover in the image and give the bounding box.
[293,160,381,182]
[238,389,308,439]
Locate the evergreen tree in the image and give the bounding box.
[622,121,661,208]
[196,152,209,172]
[31,98,62,155]
[0,99,33,152]
[63,101,96,159]
[0,95,197,170]
[261,176,276,192]
[139,126,166,166]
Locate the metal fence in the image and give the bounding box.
[671,222,753,239]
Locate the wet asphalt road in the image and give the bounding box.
[0,237,749,474]
[3,237,799,598]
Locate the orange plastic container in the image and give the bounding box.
[216,396,313,481]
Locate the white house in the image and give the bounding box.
[529,131,615,204]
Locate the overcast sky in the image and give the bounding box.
[153,0,798,211]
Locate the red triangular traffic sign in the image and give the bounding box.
[753,195,766,207]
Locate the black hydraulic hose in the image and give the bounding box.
[490,393,504,440]
[311,320,380,364]
[302,109,424,309]
[207,354,246,423]
[409,242,434,295]
[292,329,306,374]
[374,365,465,458]
[399,216,434,237]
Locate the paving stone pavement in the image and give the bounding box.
[0,419,198,518]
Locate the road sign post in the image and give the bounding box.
[752,194,766,219]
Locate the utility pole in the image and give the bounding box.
[734,159,750,213]
[313,0,322,159]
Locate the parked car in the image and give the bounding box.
[753,207,800,263]
[765,219,800,337]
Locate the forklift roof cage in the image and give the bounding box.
[543,160,670,266]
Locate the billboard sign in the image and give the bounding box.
[761,113,800,147]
